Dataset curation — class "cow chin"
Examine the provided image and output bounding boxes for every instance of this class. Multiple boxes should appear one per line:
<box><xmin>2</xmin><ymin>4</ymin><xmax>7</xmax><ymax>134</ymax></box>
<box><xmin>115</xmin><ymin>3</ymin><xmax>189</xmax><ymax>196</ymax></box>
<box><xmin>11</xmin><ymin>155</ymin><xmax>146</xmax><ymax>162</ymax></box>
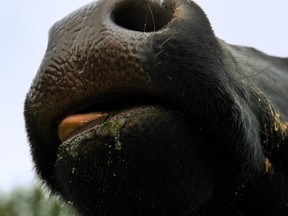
<box><xmin>54</xmin><ymin>106</ymin><xmax>214</xmax><ymax>215</ymax></box>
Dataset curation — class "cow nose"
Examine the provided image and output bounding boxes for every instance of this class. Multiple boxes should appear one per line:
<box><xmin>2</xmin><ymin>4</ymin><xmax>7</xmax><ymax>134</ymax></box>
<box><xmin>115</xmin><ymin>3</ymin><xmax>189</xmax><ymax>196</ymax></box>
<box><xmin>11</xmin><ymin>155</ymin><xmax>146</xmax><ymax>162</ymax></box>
<box><xmin>110</xmin><ymin>0</ymin><xmax>173</xmax><ymax>32</ymax></box>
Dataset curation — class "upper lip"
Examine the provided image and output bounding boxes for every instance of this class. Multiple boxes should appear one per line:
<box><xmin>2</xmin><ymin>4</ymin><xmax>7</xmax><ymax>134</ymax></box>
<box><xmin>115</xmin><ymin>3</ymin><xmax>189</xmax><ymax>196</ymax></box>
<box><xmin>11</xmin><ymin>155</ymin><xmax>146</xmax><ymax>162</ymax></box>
<box><xmin>58</xmin><ymin>93</ymin><xmax>177</xmax><ymax>120</ymax></box>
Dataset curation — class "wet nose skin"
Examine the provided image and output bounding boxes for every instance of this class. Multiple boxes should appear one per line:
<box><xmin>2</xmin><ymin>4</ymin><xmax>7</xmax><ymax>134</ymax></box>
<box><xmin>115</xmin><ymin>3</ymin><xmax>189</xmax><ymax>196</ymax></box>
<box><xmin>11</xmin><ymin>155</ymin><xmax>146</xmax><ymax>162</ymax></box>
<box><xmin>24</xmin><ymin>0</ymin><xmax>272</xmax><ymax>215</ymax></box>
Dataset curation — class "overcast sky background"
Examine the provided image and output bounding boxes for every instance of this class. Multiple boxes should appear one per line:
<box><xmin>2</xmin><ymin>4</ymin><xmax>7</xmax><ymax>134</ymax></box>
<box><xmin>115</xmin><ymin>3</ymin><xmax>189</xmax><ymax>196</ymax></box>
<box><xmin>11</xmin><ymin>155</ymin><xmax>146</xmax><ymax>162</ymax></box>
<box><xmin>0</xmin><ymin>0</ymin><xmax>287</xmax><ymax>192</ymax></box>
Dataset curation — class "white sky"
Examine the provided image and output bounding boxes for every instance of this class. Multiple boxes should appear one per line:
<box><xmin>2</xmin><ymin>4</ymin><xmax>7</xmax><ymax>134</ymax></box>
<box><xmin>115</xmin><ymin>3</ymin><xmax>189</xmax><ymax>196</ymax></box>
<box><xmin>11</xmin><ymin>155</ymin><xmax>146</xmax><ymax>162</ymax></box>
<box><xmin>0</xmin><ymin>0</ymin><xmax>287</xmax><ymax>192</ymax></box>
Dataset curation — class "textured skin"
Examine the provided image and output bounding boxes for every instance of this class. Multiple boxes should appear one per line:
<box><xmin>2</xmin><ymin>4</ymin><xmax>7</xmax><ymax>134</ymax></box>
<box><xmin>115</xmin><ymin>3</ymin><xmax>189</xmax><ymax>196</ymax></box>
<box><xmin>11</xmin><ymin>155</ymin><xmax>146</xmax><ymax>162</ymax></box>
<box><xmin>24</xmin><ymin>0</ymin><xmax>288</xmax><ymax>215</ymax></box>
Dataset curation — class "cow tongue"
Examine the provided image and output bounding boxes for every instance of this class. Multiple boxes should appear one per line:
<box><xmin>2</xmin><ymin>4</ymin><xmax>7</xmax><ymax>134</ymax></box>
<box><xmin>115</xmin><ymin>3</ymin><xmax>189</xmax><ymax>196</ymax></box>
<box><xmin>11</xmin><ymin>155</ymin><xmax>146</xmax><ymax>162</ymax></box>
<box><xmin>58</xmin><ymin>113</ymin><xmax>107</xmax><ymax>142</ymax></box>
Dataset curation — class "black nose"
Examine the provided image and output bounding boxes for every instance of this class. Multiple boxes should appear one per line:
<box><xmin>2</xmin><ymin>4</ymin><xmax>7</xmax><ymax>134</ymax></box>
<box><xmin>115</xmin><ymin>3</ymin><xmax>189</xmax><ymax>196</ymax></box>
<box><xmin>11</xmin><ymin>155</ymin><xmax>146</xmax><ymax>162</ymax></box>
<box><xmin>110</xmin><ymin>0</ymin><xmax>173</xmax><ymax>32</ymax></box>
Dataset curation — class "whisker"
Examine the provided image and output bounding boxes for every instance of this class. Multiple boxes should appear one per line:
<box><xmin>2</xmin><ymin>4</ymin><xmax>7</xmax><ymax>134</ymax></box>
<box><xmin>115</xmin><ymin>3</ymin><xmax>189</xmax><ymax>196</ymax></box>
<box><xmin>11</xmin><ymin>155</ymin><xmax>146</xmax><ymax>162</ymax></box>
<box><xmin>238</xmin><ymin>66</ymin><xmax>271</xmax><ymax>79</ymax></box>
<box><xmin>147</xmin><ymin>3</ymin><xmax>156</xmax><ymax>32</ymax></box>
<box><xmin>161</xmin><ymin>206</ymin><xmax>167</xmax><ymax>216</ymax></box>
<box><xmin>215</xmin><ymin>192</ymin><xmax>245</xmax><ymax>216</ymax></box>
<box><xmin>114</xmin><ymin>178</ymin><xmax>125</xmax><ymax>196</ymax></box>
<box><xmin>261</xmin><ymin>146</ymin><xmax>272</xmax><ymax>157</ymax></box>
<box><xmin>156</xmin><ymin>50</ymin><xmax>163</xmax><ymax>57</ymax></box>
<box><xmin>258</xmin><ymin>128</ymin><xmax>274</xmax><ymax>138</ymax></box>
<box><xmin>160</xmin><ymin>36</ymin><xmax>172</xmax><ymax>47</ymax></box>
<box><xmin>224</xmin><ymin>66</ymin><xmax>271</xmax><ymax>84</ymax></box>
<box><xmin>212</xmin><ymin>163</ymin><xmax>239</xmax><ymax>171</ymax></box>
<box><xmin>217</xmin><ymin>180</ymin><xmax>244</xmax><ymax>194</ymax></box>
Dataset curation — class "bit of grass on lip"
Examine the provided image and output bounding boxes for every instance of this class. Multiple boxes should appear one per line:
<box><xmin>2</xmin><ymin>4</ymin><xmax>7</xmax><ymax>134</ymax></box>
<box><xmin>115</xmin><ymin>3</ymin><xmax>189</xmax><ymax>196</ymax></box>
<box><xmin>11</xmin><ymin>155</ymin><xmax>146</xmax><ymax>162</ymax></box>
<box><xmin>99</xmin><ymin>118</ymin><xmax>126</xmax><ymax>136</ymax></box>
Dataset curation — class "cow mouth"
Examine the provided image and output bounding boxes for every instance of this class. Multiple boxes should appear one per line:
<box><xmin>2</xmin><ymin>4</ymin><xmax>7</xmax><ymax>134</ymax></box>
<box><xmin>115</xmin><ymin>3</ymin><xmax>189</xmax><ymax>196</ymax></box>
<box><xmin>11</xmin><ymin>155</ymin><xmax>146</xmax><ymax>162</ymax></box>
<box><xmin>56</xmin><ymin>94</ymin><xmax>178</xmax><ymax>143</ymax></box>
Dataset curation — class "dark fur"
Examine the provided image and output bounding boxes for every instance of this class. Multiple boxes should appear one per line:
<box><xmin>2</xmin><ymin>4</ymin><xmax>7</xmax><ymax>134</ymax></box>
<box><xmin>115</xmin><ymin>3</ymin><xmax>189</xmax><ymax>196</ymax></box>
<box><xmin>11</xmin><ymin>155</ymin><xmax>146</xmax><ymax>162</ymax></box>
<box><xmin>24</xmin><ymin>0</ymin><xmax>288</xmax><ymax>215</ymax></box>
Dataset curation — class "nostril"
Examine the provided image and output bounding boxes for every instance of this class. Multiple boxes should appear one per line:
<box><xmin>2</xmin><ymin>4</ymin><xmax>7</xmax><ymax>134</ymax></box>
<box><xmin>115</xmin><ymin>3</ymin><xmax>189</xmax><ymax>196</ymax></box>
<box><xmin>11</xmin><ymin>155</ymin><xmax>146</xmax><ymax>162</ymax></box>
<box><xmin>111</xmin><ymin>0</ymin><xmax>173</xmax><ymax>32</ymax></box>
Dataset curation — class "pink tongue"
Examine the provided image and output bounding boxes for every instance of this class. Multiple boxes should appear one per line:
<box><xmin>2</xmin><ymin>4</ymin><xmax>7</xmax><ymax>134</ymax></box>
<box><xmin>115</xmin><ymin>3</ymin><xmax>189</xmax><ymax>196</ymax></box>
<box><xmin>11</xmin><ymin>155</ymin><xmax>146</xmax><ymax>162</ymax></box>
<box><xmin>58</xmin><ymin>112</ymin><xmax>107</xmax><ymax>142</ymax></box>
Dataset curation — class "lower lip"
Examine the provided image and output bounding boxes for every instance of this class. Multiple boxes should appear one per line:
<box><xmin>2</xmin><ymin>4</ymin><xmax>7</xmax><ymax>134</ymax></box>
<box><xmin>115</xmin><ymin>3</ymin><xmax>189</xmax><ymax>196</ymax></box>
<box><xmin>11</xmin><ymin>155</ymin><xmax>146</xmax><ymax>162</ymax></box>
<box><xmin>54</xmin><ymin>106</ymin><xmax>213</xmax><ymax>212</ymax></box>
